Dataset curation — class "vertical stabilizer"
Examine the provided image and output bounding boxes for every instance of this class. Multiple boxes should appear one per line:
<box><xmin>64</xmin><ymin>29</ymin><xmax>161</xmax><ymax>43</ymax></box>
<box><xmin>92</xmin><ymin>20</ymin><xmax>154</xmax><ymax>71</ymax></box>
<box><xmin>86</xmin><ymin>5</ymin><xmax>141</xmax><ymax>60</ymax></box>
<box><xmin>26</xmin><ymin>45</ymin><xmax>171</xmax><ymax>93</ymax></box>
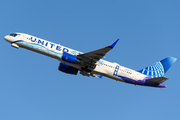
<box><xmin>160</xmin><ymin>57</ymin><xmax>177</xmax><ymax>73</ymax></box>
<box><xmin>138</xmin><ymin>57</ymin><xmax>177</xmax><ymax>78</ymax></box>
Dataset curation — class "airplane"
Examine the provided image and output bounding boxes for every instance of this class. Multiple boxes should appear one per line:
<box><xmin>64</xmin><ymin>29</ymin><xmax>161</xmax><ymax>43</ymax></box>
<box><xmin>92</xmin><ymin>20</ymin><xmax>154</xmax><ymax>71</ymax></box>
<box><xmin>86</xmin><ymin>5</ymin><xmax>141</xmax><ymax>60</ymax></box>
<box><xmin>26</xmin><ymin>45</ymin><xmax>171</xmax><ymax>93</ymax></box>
<box><xmin>4</xmin><ymin>33</ymin><xmax>177</xmax><ymax>88</ymax></box>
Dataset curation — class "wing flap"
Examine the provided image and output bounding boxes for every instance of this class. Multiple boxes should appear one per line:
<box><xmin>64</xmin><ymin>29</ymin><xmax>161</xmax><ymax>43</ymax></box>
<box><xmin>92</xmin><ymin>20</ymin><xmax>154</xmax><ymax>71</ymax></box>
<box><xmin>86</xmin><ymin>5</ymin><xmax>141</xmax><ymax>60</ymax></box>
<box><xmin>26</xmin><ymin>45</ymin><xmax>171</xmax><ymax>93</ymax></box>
<box><xmin>145</xmin><ymin>77</ymin><xmax>168</xmax><ymax>84</ymax></box>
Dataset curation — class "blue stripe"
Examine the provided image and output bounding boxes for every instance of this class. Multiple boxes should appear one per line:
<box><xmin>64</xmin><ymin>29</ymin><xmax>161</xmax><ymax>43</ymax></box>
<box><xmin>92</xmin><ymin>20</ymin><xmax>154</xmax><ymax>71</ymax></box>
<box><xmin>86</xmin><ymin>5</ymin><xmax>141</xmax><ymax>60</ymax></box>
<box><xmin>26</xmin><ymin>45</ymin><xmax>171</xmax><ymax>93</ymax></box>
<box><xmin>11</xmin><ymin>40</ymin><xmax>23</xmax><ymax>44</ymax></box>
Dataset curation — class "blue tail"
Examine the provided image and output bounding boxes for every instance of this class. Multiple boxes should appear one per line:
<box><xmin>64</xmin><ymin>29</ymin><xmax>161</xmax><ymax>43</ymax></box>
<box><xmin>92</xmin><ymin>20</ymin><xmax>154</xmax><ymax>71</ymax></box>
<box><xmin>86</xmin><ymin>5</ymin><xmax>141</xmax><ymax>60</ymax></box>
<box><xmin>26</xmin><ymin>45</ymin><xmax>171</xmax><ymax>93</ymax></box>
<box><xmin>138</xmin><ymin>57</ymin><xmax>177</xmax><ymax>78</ymax></box>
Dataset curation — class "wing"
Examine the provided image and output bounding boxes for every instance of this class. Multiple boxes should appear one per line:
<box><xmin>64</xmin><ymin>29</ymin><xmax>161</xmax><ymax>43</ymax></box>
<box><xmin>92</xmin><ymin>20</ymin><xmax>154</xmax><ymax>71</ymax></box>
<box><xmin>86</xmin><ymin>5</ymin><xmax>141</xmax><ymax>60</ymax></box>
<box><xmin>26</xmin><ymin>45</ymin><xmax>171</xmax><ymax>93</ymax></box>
<box><xmin>145</xmin><ymin>77</ymin><xmax>168</xmax><ymax>84</ymax></box>
<box><xmin>77</xmin><ymin>39</ymin><xmax>119</xmax><ymax>66</ymax></box>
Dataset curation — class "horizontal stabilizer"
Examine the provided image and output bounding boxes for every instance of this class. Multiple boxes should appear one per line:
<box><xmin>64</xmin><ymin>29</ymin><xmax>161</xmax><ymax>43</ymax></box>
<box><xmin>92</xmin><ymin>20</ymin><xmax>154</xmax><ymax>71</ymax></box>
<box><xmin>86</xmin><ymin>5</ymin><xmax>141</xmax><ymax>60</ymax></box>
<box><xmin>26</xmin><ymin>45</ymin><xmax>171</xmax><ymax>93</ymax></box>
<box><xmin>145</xmin><ymin>77</ymin><xmax>168</xmax><ymax>84</ymax></box>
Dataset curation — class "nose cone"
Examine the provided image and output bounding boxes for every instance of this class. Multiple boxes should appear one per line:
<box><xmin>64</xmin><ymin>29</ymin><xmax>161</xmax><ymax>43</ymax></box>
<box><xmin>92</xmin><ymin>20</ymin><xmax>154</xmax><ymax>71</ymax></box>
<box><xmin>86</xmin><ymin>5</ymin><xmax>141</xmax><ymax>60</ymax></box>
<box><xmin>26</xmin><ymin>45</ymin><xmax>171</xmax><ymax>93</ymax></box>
<box><xmin>4</xmin><ymin>35</ymin><xmax>9</xmax><ymax>42</ymax></box>
<box><xmin>4</xmin><ymin>35</ymin><xmax>8</xmax><ymax>41</ymax></box>
<box><xmin>4</xmin><ymin>35</ymin><xmax>12</xmax><ymax>43</ymax></box>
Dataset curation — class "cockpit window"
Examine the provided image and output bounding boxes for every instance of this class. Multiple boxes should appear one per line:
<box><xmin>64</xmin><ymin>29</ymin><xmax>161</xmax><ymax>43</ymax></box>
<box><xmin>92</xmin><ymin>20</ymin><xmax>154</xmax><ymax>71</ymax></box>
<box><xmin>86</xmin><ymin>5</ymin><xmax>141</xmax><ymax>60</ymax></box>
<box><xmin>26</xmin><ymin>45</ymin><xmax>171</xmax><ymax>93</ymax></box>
<box><xmin>10</xmin><ymin>33</ymin><xmax>19</xmax><ymax>37</ymax></box>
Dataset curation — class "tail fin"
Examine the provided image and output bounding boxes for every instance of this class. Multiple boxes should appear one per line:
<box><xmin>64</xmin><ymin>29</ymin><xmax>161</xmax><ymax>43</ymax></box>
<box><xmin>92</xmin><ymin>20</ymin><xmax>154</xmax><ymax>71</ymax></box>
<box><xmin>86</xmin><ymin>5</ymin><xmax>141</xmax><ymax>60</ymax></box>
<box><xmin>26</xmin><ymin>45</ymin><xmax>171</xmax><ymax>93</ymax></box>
<box><xmin>138</xmin><ymin>57</ymin><xmax>177</xmax><ymax>78</ymax></box>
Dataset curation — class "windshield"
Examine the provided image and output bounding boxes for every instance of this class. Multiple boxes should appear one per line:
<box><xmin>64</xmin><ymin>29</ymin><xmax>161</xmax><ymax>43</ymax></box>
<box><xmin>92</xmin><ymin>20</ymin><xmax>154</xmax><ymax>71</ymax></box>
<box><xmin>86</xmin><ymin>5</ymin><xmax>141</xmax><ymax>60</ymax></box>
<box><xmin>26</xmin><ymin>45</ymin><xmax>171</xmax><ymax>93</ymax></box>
<box><xmin>10</xmin><ymin>33</ymin><xmax>20</xmax><ymax>37</ymax></box>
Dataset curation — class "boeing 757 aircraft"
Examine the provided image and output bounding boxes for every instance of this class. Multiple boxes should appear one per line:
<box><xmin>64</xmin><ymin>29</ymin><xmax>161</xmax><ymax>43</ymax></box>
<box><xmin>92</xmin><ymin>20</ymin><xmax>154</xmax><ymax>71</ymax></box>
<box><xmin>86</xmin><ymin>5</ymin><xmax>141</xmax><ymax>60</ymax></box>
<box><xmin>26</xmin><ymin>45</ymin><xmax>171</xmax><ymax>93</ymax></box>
<box><xmin>4</xmin><ymin>33</ymin><xmax>177</xmax><ymax>88</ymax></box>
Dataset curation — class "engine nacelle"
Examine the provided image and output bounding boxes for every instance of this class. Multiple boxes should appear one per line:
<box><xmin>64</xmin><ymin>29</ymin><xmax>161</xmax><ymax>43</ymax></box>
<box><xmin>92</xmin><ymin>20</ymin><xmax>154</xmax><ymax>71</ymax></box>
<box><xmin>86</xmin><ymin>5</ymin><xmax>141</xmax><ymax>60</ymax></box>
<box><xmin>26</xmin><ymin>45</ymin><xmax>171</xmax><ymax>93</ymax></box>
<box><xmin>62</xmin><ymin>52</ymin><xmax>77</xmax><ymax>64</ymax></box>
<box><xmin>11</xmin><ymin>43</ymin><xmax>19</xmax><ymax>49</ymax></box>
<box><xmin>58</xmin><ymin>62</ymin><xmax>78</xmax><ymax>75</ymax></box>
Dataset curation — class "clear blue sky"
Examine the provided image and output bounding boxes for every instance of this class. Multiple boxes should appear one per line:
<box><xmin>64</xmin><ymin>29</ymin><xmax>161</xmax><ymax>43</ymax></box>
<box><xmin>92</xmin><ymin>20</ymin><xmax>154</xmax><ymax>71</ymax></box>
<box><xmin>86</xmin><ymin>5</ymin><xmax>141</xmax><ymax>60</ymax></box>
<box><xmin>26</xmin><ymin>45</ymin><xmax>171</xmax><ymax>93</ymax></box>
<box><xmin>1</xmin><ymin>0</ymin><xmax>180</xmax><ymax>120</ymax></box>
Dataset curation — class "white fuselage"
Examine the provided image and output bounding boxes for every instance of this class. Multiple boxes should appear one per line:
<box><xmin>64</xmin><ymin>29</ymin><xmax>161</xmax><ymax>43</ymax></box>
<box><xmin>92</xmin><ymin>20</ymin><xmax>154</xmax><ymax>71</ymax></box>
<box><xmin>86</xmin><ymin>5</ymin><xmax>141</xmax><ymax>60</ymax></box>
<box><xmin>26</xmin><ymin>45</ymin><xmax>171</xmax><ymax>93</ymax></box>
<box><xmin>4</xmin><ymin>33</ymin><xmax>148</xmax><ymax>84</ymax></box>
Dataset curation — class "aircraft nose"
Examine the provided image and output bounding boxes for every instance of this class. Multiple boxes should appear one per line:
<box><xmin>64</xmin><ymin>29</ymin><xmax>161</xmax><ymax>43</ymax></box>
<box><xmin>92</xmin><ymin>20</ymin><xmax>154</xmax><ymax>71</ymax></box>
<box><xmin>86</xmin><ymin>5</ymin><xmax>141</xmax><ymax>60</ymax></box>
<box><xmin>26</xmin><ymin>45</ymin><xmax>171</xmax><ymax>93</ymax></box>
<box><xmin>4</xmin><ymin>35</ymin><xmax>9</xmax><ymax>41</ymax></box>
<box><xmin>4</xmin><ymin>35</ymin><xmax>11</xmax><ymax>43</ymax></box>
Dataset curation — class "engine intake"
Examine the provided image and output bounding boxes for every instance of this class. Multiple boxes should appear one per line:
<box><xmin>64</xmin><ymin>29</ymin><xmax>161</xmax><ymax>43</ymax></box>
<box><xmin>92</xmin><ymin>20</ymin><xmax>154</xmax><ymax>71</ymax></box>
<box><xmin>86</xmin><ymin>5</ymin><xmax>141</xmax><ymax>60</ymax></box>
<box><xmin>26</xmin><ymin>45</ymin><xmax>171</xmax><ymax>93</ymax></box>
<box><xmin>58</xmin><ymin>62</ymin><xmax>78</xmax><ymax>75</ymax></box>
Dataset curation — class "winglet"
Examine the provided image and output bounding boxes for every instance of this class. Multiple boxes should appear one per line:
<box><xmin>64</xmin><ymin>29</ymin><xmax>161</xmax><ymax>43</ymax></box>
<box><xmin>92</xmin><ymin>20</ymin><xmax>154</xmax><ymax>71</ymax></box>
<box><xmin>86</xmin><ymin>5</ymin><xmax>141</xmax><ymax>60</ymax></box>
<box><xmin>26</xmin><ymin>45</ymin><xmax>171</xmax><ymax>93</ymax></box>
<box><xmin>99</xmin><ymin>75</ymin><xmax>103</xmax><ymax>78</ymax></box>
<box><xmin>108</xmin><ymin>39</ymin><xmax>119</xmax><ymax>48</ymax></box>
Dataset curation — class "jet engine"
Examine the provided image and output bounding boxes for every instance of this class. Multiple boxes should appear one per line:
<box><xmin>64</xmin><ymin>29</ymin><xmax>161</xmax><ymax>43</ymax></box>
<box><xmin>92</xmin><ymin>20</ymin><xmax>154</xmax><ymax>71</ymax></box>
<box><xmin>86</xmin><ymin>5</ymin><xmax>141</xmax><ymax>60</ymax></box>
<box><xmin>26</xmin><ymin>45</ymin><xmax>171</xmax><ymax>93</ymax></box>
<box><xmin>58</xmin><ymin>62</ymin><xmax>78</xmax><ymax>75</ymax></box>
<box><xmin>62</xmin><ymin>52</ymin><xmax>78</xmax><ymax>64</ymax></box>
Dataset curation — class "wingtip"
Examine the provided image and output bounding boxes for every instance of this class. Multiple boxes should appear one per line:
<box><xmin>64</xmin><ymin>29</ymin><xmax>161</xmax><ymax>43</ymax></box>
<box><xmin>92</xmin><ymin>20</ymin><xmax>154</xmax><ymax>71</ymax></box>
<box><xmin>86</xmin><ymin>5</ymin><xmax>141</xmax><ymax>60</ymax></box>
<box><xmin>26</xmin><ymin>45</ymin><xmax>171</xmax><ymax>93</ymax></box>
<box><xmin>109</xmin><ymin>39</ymin><xmax>119</xmax><ymax>48</ymax></box>
<box><xmin>99</xmin><ymin>75</ymin><xmax>103</xmax><ymax>78</ymax></box>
